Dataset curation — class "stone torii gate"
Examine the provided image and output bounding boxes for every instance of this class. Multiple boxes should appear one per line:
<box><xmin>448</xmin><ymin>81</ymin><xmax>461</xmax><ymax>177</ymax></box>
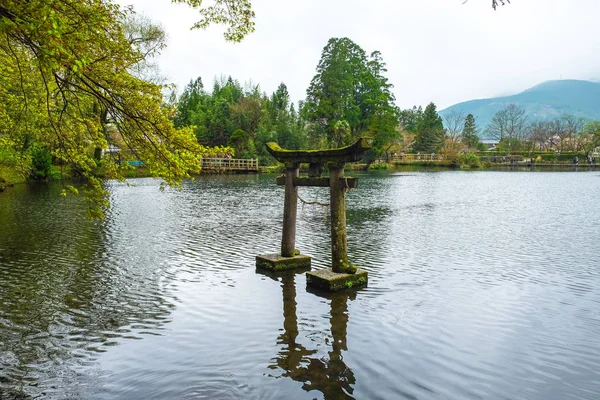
<box><xmin>256</xmin><ymin>138</ymin><xmax>371</xmax><ymax>291</ymax></box>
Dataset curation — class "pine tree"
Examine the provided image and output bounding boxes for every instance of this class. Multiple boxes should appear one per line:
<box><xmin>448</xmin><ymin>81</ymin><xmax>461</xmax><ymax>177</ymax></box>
<box><xmin>413</xmin><ymin>103</ymin><xmax>445</xmax><ymax>153</ymax></box>
<box><xmin>462</xmin><ymin>114</ymin><xmax>481</xmax><ymax>149</ymax></box>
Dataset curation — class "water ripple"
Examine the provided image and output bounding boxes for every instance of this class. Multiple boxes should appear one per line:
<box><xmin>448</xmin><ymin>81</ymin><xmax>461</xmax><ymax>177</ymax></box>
<box><xmin>1</xmin><ymin>172</ymin><xmax>599</xmax><ymax>399</ymax></box>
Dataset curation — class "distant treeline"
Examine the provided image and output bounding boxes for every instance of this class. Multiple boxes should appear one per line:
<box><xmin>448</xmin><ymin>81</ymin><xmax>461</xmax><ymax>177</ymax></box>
<box><xmin>172</xmin><ymin>38</ymin><xmax>600</xmax><ymax>167</ymax></box>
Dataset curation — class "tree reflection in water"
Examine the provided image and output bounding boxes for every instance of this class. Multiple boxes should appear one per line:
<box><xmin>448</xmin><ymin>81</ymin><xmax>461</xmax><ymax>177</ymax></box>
<box><xmin>0</xmin><ymin>183</ymin><xmax>177</xmax><ymax>396</ymax></box>
<box><xmin>258</xmin><ymin>269</ymin><xmax>357</xmax><ymax>399</ymax></box>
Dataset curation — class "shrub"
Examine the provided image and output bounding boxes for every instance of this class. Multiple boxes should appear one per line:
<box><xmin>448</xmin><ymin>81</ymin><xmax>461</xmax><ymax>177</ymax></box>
<box><xmin>29</xmin><ymin>144</ymin><xmax>53</xmax><ymax>179</ymax></box>
<box><xmin>369</xmin><ymin>163</ymin><xmax>388</xmax><ymax>170</ymax></box>
<box><xmin>457</xmin><ymin>152</ymin><xmax>482</xmax><ymax>169</ymax></box>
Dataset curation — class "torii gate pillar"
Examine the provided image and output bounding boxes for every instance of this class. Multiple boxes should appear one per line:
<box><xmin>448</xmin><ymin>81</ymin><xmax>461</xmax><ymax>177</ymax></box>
<box><xmin>281</xmin><ymin>163</ymin><xmax>300</xmax><ymax>257</ymax></box>
<box><xmin>327</xmin><ymin>162</ymin><xmax>352</xmax><ymax>274</ymax></box>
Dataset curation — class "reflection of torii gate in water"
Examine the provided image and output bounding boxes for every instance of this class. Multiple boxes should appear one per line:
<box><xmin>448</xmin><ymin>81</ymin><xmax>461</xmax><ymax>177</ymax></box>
<box><xmin>258</xmin><ymin>269</ymin><xmax>357</xmax><ymax>399</ymax></box>
<box><xmin>256</xmin><ymin>139</ymin><xmax>371</xmax><ymax>292</ymax></box>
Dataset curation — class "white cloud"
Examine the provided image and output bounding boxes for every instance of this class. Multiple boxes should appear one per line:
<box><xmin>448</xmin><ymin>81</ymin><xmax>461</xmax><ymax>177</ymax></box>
<box><xmin>119</xmin><ymin>0</ymin><xmax>600</xmax><ymax>109</ymax></box>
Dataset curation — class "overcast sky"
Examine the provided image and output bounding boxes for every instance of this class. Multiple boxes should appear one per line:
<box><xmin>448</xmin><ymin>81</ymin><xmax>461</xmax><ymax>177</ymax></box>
<box><xmin>120</xmin><ymin>0</ymin><xmax>600</xmax><ymax>110</ymax></box>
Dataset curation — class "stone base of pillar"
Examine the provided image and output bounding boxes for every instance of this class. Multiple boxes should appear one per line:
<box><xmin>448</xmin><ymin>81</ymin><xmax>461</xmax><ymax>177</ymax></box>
<box><xmin>256</xmin><ymin>253</ymin><xmax>312</xmax><ymax>271</ymax></box>
<box><xmin>306</xmin><ymin>268</ymin><xmax>368</xmax><ymax>292</ymax></box>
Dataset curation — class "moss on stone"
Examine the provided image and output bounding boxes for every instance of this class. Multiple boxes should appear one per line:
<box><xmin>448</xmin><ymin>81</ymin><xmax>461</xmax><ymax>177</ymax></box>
<box><xmin>306</xmin><ymin>268</ymin><xmax>368</xmax><ymax>292</ymax></box>
<box><xmin>256</xmin><ymin>253</ymin><xmax>312</xmax><ymax>271</ymax></box>
<box><xmin>265</xmin><ymin>138</ymin><xmax>372</xmax><ymax>164</ymax></box>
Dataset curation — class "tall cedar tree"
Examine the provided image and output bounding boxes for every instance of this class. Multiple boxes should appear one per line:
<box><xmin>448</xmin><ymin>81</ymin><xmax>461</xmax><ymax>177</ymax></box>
<box><xmin>305</xmin><ymin>37</ymin><xmax>398</xmax><ymax>156</ymax></box>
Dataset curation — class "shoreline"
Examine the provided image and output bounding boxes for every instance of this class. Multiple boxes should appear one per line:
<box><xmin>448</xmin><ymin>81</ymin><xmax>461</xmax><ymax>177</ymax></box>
<box><xmin>2</xmin><ymin>162</ymin><xmax>598</xmax><ymax>192</ymax></box>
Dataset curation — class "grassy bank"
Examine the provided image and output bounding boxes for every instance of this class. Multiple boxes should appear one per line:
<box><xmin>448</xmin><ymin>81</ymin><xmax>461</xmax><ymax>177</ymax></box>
<box><xmin>0</xmin><ymin>164</ymin><xmax>78</xmax><ymax>191</ymax></box>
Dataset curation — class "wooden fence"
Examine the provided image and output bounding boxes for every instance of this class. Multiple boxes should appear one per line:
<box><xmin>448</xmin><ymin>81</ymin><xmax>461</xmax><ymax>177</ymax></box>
<box><xmin>201</xmin><ymin>158</ymin><xmax>259</xmax><ymax>172</ymax></box>
<box><xmin>388</xmin><ymin>154</ymin><xmax>446</xmax><ymax>162</ymax></box>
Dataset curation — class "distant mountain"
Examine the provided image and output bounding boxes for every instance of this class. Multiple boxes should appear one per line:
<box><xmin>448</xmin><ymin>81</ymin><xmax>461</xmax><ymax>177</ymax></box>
<box><xmin>439</xmin><ymin>80</ymin><xmax>600</xmax><ymax>138</ymax></box>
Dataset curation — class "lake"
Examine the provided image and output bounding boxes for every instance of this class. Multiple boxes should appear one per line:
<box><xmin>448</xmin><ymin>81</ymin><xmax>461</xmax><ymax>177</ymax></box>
<box><xmin>0</xmin><ymin>171</ymin><xmax>599</xmax><ymax>399</ymax></box>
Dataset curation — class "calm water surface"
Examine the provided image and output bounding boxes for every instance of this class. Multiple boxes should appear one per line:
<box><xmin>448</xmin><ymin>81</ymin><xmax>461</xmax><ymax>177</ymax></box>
<box><xmin>0</xmin><ymin>171</ymin><xmax>599</xmax><ymax>399</ymax></box>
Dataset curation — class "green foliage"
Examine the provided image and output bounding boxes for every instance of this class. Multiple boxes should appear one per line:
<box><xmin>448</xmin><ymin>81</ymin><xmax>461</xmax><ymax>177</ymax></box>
<box><xmin>173</xmin><ymin>0</ymin><xmax>255</xmax><ymax>42</ymax></box>
<box><xmin>49</xmin><ymin>168</ymin><xmax>64</xmax><ymax>181</ymax></box>
<box><xmin>0</xmin><ymin>0</ymin><xmax>241</xmax><ymax>217</ymax></box>
<box><xmin>174</xmin><ymin>78</ymin><xmax>307</xmax><ymax>165</ymax></box>
<box><xmin>0</xmin><ymin>165</ymin><xmax>25</xmax><ymax>185</ymax></box>
<box><xmin>482</xmin><ymin>151</ymin><xmax>584</xmax><ymax>162</ymax></box>
<box><xmin>331</xmin><ymin>120</ymin><xmax>351</xmax><ymax>148</ymax></box>
<box><xmin>174</xmin><ymin>77</ymin><xmax>206</xmax><ymax>129</ymax></box>
<box><xmin>211</xmin><ymin>97</ymin><xmax>234</xmax><ymax>146</ymax></box>
<box><xmin>456</xmin><ymin>152</ymin><xmax>482</xmax><ymax>169</ymax></box>
<box><xmin>305</xmin><ymin>38</ymin><xmax>399</xmax><ymax>166</ymax></box>
<box><xmin>0</xmin><ymin>0</ymin><xmax>254</xmax><ymax>216</ymax></box>
<box><xmin>413</xmin><ymin>103</ymin><xmax>445</xmax><ymax>153</ymax></box>
<box><xmin>581</xmin><ymin>120</ymin><xmax>600</xmax><ymax>149</ymax></box>
<box><xmin>305</xmin><ymin>37</ymin><xmax>365</xmax><ymax>143</ymax></box>
<box><xmin>174</xmin><ymin>38</ymin><xmax>402</xmax><ymax>168</ymax></box>
<box><xmin>369</xmin><ymin>163</ymin><xmax>388</xmax><ymax>170</ymax></box>
<box><xmin>497</xmin><ymin>138</ymin><xmax>525</xmax><ymax>152</ymax></box>
<box><xmin>345</xmin><ymin>275</ymin><xmax>366</xmax><ymax>289</ymax></box>
<box><xmin>243</xmin><ymin>144</ymin><xmax>260</xmax><ymax>160</ymax></box>
<box><xmin>0</xmin><ymin>136</ymin><xmax>30</xmax><ymax>180</ymax></box>
<box><xmin>29</xmin><ymin>144</ymin><xmax>53</xmax><ymax>179</ymax></box>
<box><xmin>399</xmin><ymin>106</ymin><xmax>423</xmax><ymax>133</ymax></box>
<box><xmin>462</xmin><ymin>114</ymin><xmax>482</xmax><ymax>149</ymax></box>
<box><xmin>228</xmin><ymin>128</ymin><xmax>248</xmax><ymax>157</ymax></box>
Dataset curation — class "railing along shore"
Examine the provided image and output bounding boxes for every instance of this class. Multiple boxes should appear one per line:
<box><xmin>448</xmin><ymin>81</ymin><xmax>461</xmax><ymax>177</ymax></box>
<box><xmin>201</xmin><ymin>158</ymin><xmax>259</xmax><ymax>171</ymax></box>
